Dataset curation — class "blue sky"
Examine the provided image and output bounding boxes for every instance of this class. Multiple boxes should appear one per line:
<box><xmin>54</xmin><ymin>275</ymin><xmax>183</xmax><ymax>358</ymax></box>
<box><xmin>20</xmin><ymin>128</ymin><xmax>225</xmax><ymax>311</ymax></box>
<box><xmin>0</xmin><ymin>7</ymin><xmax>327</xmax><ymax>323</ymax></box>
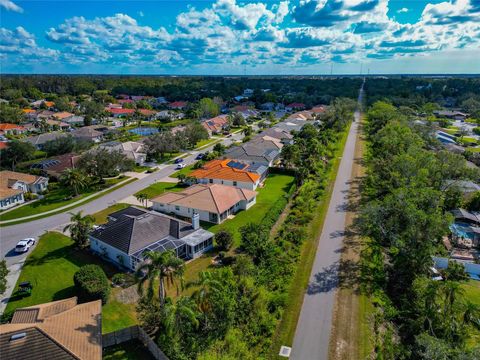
<box><xmin>1</xmin><ymin>0</ymin><xmax>479</xmax><ymax>74</ymax></box>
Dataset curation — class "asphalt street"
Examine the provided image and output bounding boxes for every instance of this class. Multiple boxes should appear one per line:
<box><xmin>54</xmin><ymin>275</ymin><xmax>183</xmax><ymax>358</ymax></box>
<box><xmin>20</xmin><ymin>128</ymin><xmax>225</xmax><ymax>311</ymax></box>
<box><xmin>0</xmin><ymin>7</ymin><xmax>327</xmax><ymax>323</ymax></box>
<box><xmin>0</xmin><ymin>133</ymin><xmax>242</xmax><ymax>266</ymax></box>
<box><xmin>290</xmin><ymin>85</ymin><xmax>363</xmax><ymax>360</ymax></box>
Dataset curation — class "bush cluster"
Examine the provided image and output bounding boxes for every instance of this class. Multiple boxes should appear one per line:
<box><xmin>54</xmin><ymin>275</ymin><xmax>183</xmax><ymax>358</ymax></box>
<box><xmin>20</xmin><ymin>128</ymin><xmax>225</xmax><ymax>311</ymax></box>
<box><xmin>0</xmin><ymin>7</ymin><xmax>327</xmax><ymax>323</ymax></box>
<box><xmin>73</xmin><ymin>265</ymin><xmax>110</xmax><ymax>304</ymax></box>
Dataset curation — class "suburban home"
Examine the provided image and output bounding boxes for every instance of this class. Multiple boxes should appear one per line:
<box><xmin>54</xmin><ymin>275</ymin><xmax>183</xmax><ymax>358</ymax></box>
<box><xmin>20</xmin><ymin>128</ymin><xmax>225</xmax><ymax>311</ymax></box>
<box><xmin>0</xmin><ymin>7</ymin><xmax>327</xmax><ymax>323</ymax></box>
<box><xmin>451</xmin><ymin>208</ymin><xmax>480</xmax><ymax>225</ymax></box>
<box><xmin>138</xmin><ymin>108</ymin><xmax>157</xmax><ymax>120</ymax></box>
<box><xmin>450</xmin><ymin>209</ymin><xmax>480</xmax><ymax>248</ymax></box>
<box><xmin>62</xmin><ymin>115</ymin><xmax>85</xmax><ymax>126</ymax></box>
<box><xmin>89</xmin><ymin>206</ymin><xmax>214</xmax><ymax>270</ymax></box>
<box><xmin>168</xmin><ymin>101</ymin><xmax>188</xmax><ymax>110</ymax></box>
<box><xmin>285</xmin><ymin>103</ymin><xmax>306</xmax><ymax>112</ymax></box>
<box><xmin>0</xmin><ymin>297</ymin><xmax>102</xmax><ymax>360</ymax></box>
<box><xmin>223</xmin><ymin>137</ymin><xmax>281</xmax><ymax>167</ymax></box>
<box><xmin>202</xmin><ymin>114</ymin><xmax>229</xmax><ymax>135</ymax></box>
<box><xmin>99</xmin><ymin>141</ymin><xmax>147</xmax><ymax>165</ymax></box>
<box><xmin>311</xmin><ymin>105</ymin><xmax>327</xmax><ymax>115</ymax></box>
<box><xmin>151</xmin><ymin>183</ymin><xmax>257</xmax><ymax>224</ymax></box>
<box><xmin>287</xmin><ymin>110</ymin><xmax>315</xmax><ymax>121</ymax></box>
<box><xmin>443</xmin><ymin>180</ymin><xmax>480</xmax><ymax>197</ymax></box>
<box><xmin>107</xmin><ymin>108</ymin><xmax>135</xmax><ymax>118</ymax></box>
<box><xmin>24</xmin><ymin>132</ymin><xmax>68</xmax><ymax>149</ymax></box>
<box><xmin>45</xmin><ymin>119</ymin><xmax>70</xmax><ymax>131</ymax></box>
<box><xmin>434</xmin><ymin>110</ymin><xmax>469</xmax><ymax>121</ymax></box>
<box><xmin>258</xmin><ymin>127</ymin><xmax>294</xmax><ymax>145</ymax></box>
<box><xmin>0</xmin><ymin>123</ymin><xmax>26</xmax><ymax>136</ymax></box>
<box><xmin>52</xmin><ymin>111</ymin><xmax>74</xmax><ymax>121</ymax></box>
<box><xmin>0</xmin><ymin>171</ymin><xmax>49</xmax><ymax>209</ymax></box>
<box><xmin>71</xmin><ymin>126</ymin><xmax>103</xmax><ymax>142</ymax></box>
<box><xmin>189</xmin><ymin>159</ymin><xmax>261</xmax><ymax>190</ymax></box>
<box><xmin>30</xmin><ymin>153</ymin><xmax>81</xmax><ymax>178</ymax></box>
<box><xmin>273</xmin><ymin>118</ymin><xmax>310</xmax><ymax>134</ymax></box>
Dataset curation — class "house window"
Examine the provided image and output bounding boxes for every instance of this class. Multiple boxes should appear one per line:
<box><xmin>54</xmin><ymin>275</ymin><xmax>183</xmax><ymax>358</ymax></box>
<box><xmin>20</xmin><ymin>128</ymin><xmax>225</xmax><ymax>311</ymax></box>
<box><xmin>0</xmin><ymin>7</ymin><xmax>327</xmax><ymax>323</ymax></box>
<box><xmin>209</xmin><ymin>179</ymin><xmax>213</xmax><ymax>184</ymax></box>
<box><xmin>175</xmin><ymin>206</ymin><xmax>180</xmax><ymax>211</ymax></box>
<box><xmin>233</xmin><ymin>181</ymin><xmax>237</xmax><ymax>186</ymax></box>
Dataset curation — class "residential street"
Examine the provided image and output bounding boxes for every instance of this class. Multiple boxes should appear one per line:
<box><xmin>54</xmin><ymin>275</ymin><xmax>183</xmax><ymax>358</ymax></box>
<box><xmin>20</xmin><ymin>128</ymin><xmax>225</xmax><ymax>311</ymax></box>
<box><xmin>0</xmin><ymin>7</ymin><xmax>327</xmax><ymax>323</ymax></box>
<box><xmin>0</xmin><ymin>133</ymin><xmax>242</xmax><ymax>311</ymax></box>
<box><xmin>290</xmin><ymin>85</ymin><xmax>363</xmax><ymax>360</ymax></box>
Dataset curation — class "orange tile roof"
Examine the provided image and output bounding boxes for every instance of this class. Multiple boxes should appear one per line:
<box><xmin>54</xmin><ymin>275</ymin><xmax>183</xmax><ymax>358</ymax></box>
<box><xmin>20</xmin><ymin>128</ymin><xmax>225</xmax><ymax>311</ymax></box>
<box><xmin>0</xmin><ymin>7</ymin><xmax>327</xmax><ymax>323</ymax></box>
<box><xmin>152</xmin><ymin>183</ymin><xmax>257</xmax><ymax>214</ymax></box>
<box><xmin>53</xmin><ymin>111</ymin><xmax>74</xmax><ymax>120</ymax></box>
<box><xmin>2</xmin><ymin>297</ymin><xmax>102</xmax><ymax>360</ymax></box>
<box><xmin>0</xmin><ymin>142</ymin><xmax>8</xmax><ymax>150</ymax></box>
<box><xmin>0</xmin><ymin>123</ymin><xmax>25</xmax><ymax>131</ymax></box>
<box><xmin>189</xmin><ymin>159</ymin><xmax>260</xmax><ymax>183</ymax></box>
<box><xmin>22</xmin><ymin>109</ymin><xmax>36</xmax><ymax>113</ymax></box>
<box><xmin>44</xmin><ymin>101</ymin><xmax>55</xmax><ymax>107</ymax></box>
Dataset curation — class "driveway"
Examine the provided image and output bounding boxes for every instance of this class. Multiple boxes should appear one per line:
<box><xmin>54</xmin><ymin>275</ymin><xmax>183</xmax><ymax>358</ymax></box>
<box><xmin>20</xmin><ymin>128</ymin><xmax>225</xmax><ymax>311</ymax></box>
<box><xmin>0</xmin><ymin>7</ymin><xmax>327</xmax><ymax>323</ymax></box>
<box><xmin>290</xmin><ymin>85</ymin><xmax>363</xmax><ymax>360</ymax></box>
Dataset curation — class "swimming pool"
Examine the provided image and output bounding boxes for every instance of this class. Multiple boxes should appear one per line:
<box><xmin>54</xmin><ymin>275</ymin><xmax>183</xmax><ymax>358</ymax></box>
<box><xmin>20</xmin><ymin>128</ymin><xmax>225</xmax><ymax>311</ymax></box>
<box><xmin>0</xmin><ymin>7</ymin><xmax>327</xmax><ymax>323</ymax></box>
<box><xmin>128</xmin><ymin>127</ymin><xmax>159</xmax><ymax>136</ymax></box>
<box><xmin>450</xmin><ymin>222</ymin><xmax>475</xmax><ymax>240</ymax></box>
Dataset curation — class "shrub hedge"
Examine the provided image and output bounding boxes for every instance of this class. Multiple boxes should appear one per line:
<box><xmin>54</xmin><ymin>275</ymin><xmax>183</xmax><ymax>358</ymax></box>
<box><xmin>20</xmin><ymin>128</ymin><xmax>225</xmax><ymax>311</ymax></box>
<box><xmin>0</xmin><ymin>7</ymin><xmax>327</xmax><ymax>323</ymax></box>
<box><xmin>73</xmin><ymin>264</ymin><xmax>110</xmax><ymax>304</ymax></box>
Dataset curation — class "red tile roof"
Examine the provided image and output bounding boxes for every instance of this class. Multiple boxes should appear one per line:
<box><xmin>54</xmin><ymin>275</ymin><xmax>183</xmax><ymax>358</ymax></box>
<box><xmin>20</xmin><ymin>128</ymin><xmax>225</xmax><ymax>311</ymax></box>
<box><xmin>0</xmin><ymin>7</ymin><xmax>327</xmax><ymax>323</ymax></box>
<box><xmin>169</xmin><ymin>101</ymin><xmax>188</xmax><ymax>109</ymax></box>
<box><xmin>286</xmin><ymin>102</ymin><xmax>306</xmax><ymax>109</ymax></box>
<box><xmin>138</xmin><ymin>109</ymin><xmax>157</xmax><ymax>116</ymax></box>
<box><xmin>108</xmin><ymin>108</ymin><xmax>135</xmax><ymax>115</ymax></box>
<box><xmin>189</xmin><ymin>159</ymin><xmax>260</xmax><ymax>183</ymax></box>
<box><xmin>202</xmin><ymin>115</ymin><xmax>229</xmax><ymax>133</ymax></box>
<box><xmin>0</xmin><ymin>123</ymin><xmax>25</xmax><ymax>131</ymax></box>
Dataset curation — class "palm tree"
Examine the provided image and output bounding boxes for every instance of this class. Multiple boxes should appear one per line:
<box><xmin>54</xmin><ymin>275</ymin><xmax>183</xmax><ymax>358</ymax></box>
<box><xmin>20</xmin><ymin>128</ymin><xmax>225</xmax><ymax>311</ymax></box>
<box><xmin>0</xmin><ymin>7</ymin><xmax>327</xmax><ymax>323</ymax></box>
<box><xmin>135</xmin><ymin>193</ymin><xmax>148</xmax><ymax>208</ymax></box>
<box><xmin>60</xmin><ymin>168</ymin><xmax>88</xmax><ymax>196</ymax></box>
<box><xmin>136</xmin><ymin>250</ymin><xmax>184</xmax><ymax>306</ymax></box>
<box><xmin>187</xmin><ymin>271</ymin><xmax>222</xmax><ymax>329</ymax></box>
<box><xmin>63</xmin><ymin>211</ymin><xmax>95</xmax><ymax>248</ymax></box>
<box><xmin>161</xmin><ymin>296</ymin><xmax>199</xmax><ymax>338</ymax></box>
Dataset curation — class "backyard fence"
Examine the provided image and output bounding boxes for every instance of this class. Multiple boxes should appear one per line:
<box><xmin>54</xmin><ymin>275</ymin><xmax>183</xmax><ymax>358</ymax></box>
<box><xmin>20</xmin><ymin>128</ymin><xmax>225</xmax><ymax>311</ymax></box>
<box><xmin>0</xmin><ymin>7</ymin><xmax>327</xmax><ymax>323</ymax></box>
<box><xmin>103</xmin><ymin>325</ymin><xmax>169</xmax><ymax>360</ymax></box>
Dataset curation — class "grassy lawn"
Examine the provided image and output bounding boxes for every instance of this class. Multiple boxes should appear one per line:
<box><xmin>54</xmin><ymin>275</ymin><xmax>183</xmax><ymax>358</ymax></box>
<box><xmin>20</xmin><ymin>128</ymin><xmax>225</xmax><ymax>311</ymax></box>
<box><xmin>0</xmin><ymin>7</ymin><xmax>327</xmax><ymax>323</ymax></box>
<box><xmin>466</xmin><ymin>147</ymin><xmax>480</xmax><ymax>152</ymax></box>
<box><xmin>195</xmin><ymin>138</ymin><xmax>218</xmax><ymax>148</ymax></box>
<box><xmin>463</xmin><ymin>280</ymin><xmax>480</xmax><ymax>349</ymax></box>
<box><xmin>461</xmin><ymin>136</ymin><xmax>478</xmax><ymax>144</ymax></box>
<box><xmin>132</xmin><ymin>165</ymin><xmax>151</xmax><ymax>173</ymax></box>
<box><xmin>171</xmin><ymin>164</ymin><xmax>195</xmax><ymax>178</ymax></box>
<box><xmin>0</xmin><ymin>177</ymin><xmax>131</xmax><ymax>221</ymax></box>
<box><xmin>103</xmin><ymin>340</ymin><xmax>154</xmax><ymax>360</ymax></box>
<box><xmin>207</xmin><ymin>173</ymin><xmax>295</xmax><ymax>245</ymax></box>
<box><xmin>134</xmin><ymin>182</ymin><xmax>184</xmax><ymax>199</ymax></box>
<box><xmin>5</xmin><ymin>232</ymin><xmax>137</xmax><ymax>333</ymax></box>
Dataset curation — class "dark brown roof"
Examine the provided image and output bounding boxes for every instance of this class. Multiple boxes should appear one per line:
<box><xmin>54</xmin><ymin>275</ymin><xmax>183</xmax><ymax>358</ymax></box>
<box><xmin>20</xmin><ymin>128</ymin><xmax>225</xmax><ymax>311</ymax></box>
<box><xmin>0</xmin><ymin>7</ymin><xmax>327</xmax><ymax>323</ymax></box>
<box><xmin>0</xmin><ymin>326</ymin><xmax>77</xmax><ymax>359</ymax></box>
<box><xmin>91</xmin><ymin>206</ymin><xmax>195</xmax><ymax>255</ymax></box>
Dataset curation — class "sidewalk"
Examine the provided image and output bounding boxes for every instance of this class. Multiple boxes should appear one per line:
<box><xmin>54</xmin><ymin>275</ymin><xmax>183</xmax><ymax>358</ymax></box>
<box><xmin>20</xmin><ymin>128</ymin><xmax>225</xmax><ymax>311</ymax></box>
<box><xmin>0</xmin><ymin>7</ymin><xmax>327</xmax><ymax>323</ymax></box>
<box><xmin>0</xmin><ymin>177</ymin><xmax>134</xmax><ymax>225</ymax></box>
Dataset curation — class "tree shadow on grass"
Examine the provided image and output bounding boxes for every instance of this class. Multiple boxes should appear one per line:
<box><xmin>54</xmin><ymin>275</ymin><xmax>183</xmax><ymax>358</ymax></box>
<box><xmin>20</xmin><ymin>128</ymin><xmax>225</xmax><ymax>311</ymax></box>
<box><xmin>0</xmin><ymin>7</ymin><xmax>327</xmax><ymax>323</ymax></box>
<box><xmin>53</xmin><ymin>285</ymin><xmax>77</xmax><ymax>301</ymax></box>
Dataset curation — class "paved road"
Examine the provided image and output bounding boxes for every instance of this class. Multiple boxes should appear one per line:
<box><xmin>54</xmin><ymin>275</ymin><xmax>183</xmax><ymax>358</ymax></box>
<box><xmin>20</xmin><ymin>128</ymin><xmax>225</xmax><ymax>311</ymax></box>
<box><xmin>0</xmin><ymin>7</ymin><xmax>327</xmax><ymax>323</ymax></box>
<box><xmin>0</xmin><ymin>133</ymin><xmax>242</xmax><ymax>265</ymax></box>
<box><xmin>290</xmin><ymin>85</ymin><xmax>363</xmax><ymax>360</ymax></box>
<box><xmin>0</xmin><ymin>132</ymin><xmax>242</xmax><ymax>313</ymax></box>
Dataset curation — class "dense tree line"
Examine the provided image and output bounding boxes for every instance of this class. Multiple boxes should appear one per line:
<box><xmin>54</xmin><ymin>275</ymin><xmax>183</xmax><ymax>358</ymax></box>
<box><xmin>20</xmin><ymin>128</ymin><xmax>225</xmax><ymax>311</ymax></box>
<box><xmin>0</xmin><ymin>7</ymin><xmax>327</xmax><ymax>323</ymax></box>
<box><xmin>358</xmin><ymin>101</ymin><xmax>480</xmax><ymax>359</ymax></box>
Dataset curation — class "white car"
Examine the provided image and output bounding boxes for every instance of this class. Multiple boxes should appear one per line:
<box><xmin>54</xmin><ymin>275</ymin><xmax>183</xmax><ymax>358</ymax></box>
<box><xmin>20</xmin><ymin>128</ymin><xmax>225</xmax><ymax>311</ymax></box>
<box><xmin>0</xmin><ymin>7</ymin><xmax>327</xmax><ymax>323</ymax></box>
<box><xmin>15</xmin><ymin>238</ymin><xmax>35</xmax><ymax>253</ymax></box>
<box><xmin>176</xmin><ymin>163</ymin><xmax>185</xmax><ymax>169</ymax></box>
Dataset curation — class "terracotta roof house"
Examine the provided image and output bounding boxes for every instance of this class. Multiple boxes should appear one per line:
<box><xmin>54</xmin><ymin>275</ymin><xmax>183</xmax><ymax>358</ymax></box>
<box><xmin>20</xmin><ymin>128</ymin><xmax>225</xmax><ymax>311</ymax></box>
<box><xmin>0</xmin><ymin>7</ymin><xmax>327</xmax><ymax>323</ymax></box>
<box><xmin>168</xmin><ymin>101</ymin><xmax>188</xmax><ymax>110</ymax></box>
<box><xmin>0</xmin><ymin>170</ymin><xmax>48</xmax><ymax>210</ymax></box>
<box><xmin>0</xmin><ymin>123</ymin><xmax>26</xmax><ymax>135</ymax></box>
<box><xmin>223</xmin><ymin>138</ymin><xmax>281</xmax><ymax>167</ymax></box>
<box><xmin>53</xmin><ymin>111</ymin><xmax>74</xmax><ymax>120</ymax></box>
<box><xmin>287</xmin><ymin>110</ymin><xmax>315</xmax><ymax>121</ymax></box>
<box><xmin>0</xmin><ymin>297</ymin><xmax>102</xmax><ymax>360</ymax></box>
<box><xmin>152</xmin><ymin>184</ymin><xmax>257</xmax><ymax>224</ymax></box>
<box><xmin>71</xmin><ymin>126</ymin><xmax>103</xmax><ymax>142</ymax></box>
<box><xmin>311</xmin><ymin>105</ymin><xmax>327</xmax><ymax>114</ymax></box>
<box><xmin>107</xmin><ymin>108</ymin><xmax>135</xmax><ymax>118</ymax></box>
<box><xmin>0</xmin><ymin>142</ymin><xmax>8</xmax><ymax>150</ymax></box>
<box><xmin>45</xmin><ymin>119</ymin><xmax>71</xmax><ymax>130</ymax></box>
<box><xmin>285</xmin><ymin>103</ymin><xmax>306</xmax><ymax>111</ymax></box>
<box><xmin>24</xmin><ymin>131</ymin><xmax>68</xmax><ymax>149</ymax></box>
<box><xmin>189</xmin><ymin>159</ymin><xmax>261</xmax><ymax>190</ymax></box>
<box><xmin>99</xmin><ymin>141</ymin><xmax>147</xmax><ymax>165</ymax></box>
<box><xmin>138</xmin><ymin>109</ymin><xmax>157</xmax><ymax>118</ymax></box>
<box><xmin>202</xmin><ymin>114</ymin><xmax>229</xmax><ymax>135</ymax></box>
<box><xmin>90</xmin><ymin>206</ymin><xmax>214</xmax><ymax>270</ymax></box>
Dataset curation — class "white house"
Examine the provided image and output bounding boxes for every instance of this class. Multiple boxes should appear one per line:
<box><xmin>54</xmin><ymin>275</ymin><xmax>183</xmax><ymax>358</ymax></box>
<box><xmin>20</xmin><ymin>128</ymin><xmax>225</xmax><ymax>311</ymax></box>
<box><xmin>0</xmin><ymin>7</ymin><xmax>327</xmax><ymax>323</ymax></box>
<box><xmin>99</xmin><ymin>141</ymin><xmax>147</xmax><ymax>165</ymax></box>
<box><xmin>0</xmin><ymin>171</ymin><xmax>48</xmax><ymax>209</ymax></box>
<box><xmin>189</xmin><ymin>159</ymin><xmax>262</xmax><ymax>190</ymax></box>
<box><xmin>151</xmin><ymin>184</ymin><xmax>257</xmax><ymax>224</ymax></box>
<box><xmin>89</xmin><ymin>206</ymin><xmax>214</xmax><ymax>271</ymax></box>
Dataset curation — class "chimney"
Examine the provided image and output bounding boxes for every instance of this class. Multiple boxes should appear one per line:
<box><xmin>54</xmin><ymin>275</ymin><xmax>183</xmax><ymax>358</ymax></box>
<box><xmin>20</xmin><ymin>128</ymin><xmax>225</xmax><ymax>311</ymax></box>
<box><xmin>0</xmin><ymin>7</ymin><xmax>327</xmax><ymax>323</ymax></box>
<box><xmin>192</xmin><ymin>212</ymin><xmax>200</xmax><ymax>230</ymax></box>
<box><xmin>169</xmin><ymin>219</ymin><xmax>180</xmax><ymax>239</ymax></box>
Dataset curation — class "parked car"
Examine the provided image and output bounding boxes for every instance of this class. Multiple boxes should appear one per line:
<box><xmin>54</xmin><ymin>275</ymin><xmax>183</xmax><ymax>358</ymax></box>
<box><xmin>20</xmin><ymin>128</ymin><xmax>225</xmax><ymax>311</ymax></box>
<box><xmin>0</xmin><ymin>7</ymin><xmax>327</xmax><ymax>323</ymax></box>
<box><xmin>174</xmin><ymin>158</ymin><xmax>184</xmax><ymax>164</ymax></box>
<box><xmin>176</xmin><ymin>163</ymin><xmax>185</xmax><ymax>169</ymax></box>
<box><xmin>195</xmin><ymin>153</ymin><xmax>204</xmax><ymax>160</ymax></box>
<box><xmin>15</xmin><ymin>238</ymin><xmax>35</xmax><ymax>253</ymax></box>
